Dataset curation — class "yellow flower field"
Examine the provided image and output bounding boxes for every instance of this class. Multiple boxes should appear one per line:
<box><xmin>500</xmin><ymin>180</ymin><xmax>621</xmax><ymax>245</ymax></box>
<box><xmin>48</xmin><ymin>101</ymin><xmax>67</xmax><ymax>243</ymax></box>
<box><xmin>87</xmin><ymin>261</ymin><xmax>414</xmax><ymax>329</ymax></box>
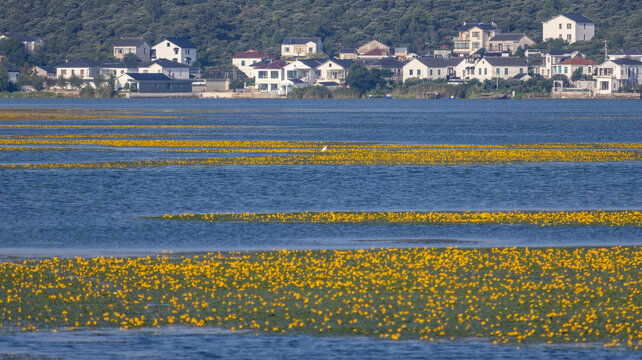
<box><xmin>1</xmin><ymin>247</ymin><xmax>641</xmax><ymax>349</ymax></box>
<box><xmin>154</xmin><ymin>210</ymin><xmax>642</xmax><ymax>227</ymax></box>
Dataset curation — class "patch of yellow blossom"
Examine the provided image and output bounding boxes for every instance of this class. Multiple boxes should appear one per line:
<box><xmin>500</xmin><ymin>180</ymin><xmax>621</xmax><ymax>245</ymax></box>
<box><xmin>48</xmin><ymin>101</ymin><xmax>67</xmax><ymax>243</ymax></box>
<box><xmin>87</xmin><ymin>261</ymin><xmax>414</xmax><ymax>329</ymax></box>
<box><xmin>156</xmin><ymin>210</ymin><xmax>642</xmax><ymax>227</ymax></box>
<box><xmin>0</xmin><ymin>247</ymin><xmax>641</xmax><ymax>349</ymax></box>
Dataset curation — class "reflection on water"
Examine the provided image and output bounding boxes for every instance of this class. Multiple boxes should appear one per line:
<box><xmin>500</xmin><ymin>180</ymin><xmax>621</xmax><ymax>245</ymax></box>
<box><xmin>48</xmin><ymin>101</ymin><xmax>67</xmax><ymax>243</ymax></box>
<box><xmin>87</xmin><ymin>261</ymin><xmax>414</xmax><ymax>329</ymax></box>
<box><xmin>0</xmin><ymin>329</ymin><xmax>637</xmax><ymax>360</ymax></box>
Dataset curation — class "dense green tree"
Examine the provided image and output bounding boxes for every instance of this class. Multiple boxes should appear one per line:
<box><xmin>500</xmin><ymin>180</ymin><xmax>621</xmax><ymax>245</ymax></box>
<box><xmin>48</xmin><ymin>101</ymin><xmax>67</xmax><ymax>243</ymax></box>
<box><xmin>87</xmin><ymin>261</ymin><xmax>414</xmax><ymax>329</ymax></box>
<box><xmin>16</xmin><ymin>73</ymin><xmax>45</xmax><ymax>90</ymax></box>
<box><xmin>0</xmin><ymin>38</ymin><xmax>28</xmax><ymax>67</ymax></box>
<box><xmin>346</xmin><ymin>64</ymin><xmax>388</xmax><ymax>95</ymax></box>
<box><xmin>67</xmin><ymin>74</ymin><xmax>83</xmax><ymax>88</ymax></box>
<box><xmin>0</xmin><ymin>64</ymin><xmax>10</xmax><ymax>92</ymax></box>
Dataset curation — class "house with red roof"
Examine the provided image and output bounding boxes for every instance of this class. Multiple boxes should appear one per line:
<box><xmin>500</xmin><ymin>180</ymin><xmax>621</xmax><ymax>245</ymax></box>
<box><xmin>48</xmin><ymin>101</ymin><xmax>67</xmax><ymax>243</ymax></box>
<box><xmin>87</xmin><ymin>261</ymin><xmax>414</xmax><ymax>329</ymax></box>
<box><xmin>232</xmin><ymin>49</ymin><xmax>276</xmax><ymax>78</ymax></box>
<box><xmin>553</xmin><ymin>56</ymin><xmax>597</xmax><ymax>78</ymax></box>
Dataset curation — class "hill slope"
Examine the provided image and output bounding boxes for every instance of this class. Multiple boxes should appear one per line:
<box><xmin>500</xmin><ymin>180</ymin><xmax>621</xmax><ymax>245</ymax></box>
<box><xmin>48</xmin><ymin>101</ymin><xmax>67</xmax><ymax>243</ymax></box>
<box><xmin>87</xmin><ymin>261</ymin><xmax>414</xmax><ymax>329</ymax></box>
<box><xmin>1</xmin><ymin>0</ymin><xmax>640</xmax><ymax>68</ymax></box>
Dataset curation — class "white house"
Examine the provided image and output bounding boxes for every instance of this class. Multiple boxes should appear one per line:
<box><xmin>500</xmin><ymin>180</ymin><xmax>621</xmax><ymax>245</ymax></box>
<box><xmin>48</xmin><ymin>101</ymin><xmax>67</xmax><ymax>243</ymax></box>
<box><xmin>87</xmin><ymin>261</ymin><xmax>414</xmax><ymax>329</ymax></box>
<box><xmin>281</xmin><ymin>37</ymin><xmax>323</xmax><ymax>58</ymax></box>
<box><xmin>113</xmin><ymin>38</ymin><xmax>150</xmax><ymax>62</ymax></box>
<box><xmin>402</xmin><ymin>58</ymin><xmax>448</xmax><ymax>82</ymax></box>
<box><xmin>538</xmin><ymin>49</ymin><xmax>580</xmax><ymax>78</ymax></box>
<box><xmin>283</xmin><ymin>59</ymin><xmax>323</xmax><ymax>86</ymax></box>
<box><xmin>542</xmin><ymin>14</ymin><xmax>595</xmax><ymax>43</ymax></box>
<box><xmin>553</xmin><ymin>57</ymin><xmax>598</xmax><ymax>78</ymax></box>
<box><xmin>0</xmin><ymin>33</ymin><xmax>44</xmax><ymax>53</ymax></box>
<box><xmin>100</xmin><ymin>60</ymin><xmax>140</xmax><ymax>78</ymax></box>
<box><xmin>232</xmin><ymin>49</ymin><xmax>276</xmax><ymax>78</ymax></box>
<box><xmin>0</xmin><ymin>61</ymin><xmax>19</xmax><ymax>83</ymax></box>
<box><xmin>338</xmin><ymin>49</ymin><xmax>358</xmax><ymax>60</ymax></box>
<box><xmin>151</xmin><ymin>37</ymin><xmax>197</xmax><ymax>65</ymax></box>
<box><xmin>32</xmin><ymin>66</ymin><xmax>56</xmax><ymax>79</ymax></box>
<box><xmin>254</xmin><ymin>60</ymin><xmax>287</xmax><ymax>93</ymax></box>
<box><xmin>56</xmin><ymin>58</ymin><xmax>100</xmax><ymax>79</ymax></box>
<box><xmin>473</xmin><ymin>57</ymin><xmax>528</xmax><ymax>81</ymax></box>
<box><xmin>139</xmin><ymin>59</ymin><xmax>189</xmax><ymax>79</ymax></box>
<box><xmin>487</xmin><ymin>34</ymin><xmax>536</xmax><ymax>54</ymax></box>
<box><xmin>316</xmin><ymin>58</ymin><xmax>354</xmax><ymax>84</ymax></box>
<box><xmin>453</xmin><ymin>22</ymin><xmax>501</xmax><ymax>56</ymax></box>
<box><xmin>596</xmin><ymin>58</ymin><xmax>642</xmax><ymax>90</ymax></box>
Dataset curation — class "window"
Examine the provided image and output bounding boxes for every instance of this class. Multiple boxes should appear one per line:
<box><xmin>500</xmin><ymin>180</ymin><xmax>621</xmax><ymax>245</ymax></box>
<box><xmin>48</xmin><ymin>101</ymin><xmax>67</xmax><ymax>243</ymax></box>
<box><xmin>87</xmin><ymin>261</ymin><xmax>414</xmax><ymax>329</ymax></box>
<box><xmin>472</xmin><ymin>42</ymin><xmax>480</xmax><ymax>49</ymax></box>
<box><xmin>241</xmin><ymin>60</ymin><xmax>246</xmax><ymax>66</ymax></box>
<box><xmin>472</xmin><ymin>32</ymin><xmax>480</xmax><ymax>38</ymax></box>
<box><xmin>167</xmin><ymin>42</ymin><xmax>170</xmax><ymax>47</ymax></box>
<box><xmin>417</xmin><ymin>69</ymin><xmax>421</xmax><ymax>76</ymax></box>
<box><xmin>409</xmin><ymin>69</ymin><xmax>413</xmax><ymax>75</ymax></box>
<box><xmin>271</xmin><ymin>71</ymin><xmax>279</xmax><ymax>79</ymax></box>
<box><xmin>308</xmin><ymin>47</ymin><xmax>313</xmax><ymax>53</ymax></box>
<box><xmin>71</xmin><ymin>70</ymin><xmax>75</xmax><ymax>76</ymax></box>
<box><xmin>174</xmin><ymin>48</ymin><xmax>179</xmax><ymax>55</ymax></box>
<box><xmin>258</xmin><ymin>84</ymin><xmax>268</xmax><ymax>91</ymax></box>
<box><xmin>61</xmin><ymin>69</ymin><xmax>66</xmax><ymax>75</ymax></box>
<box><xmin>496</xmin><ymin>68</ymin><xmax>500</xmax><ymax>75</ymax></box>
<box><xmin>484</xmin><ymin>68</ymin><xmax>487</xmax><ymax>75</ymax></box>
<box><xmin>559</xmin><ymin>24</ymin><xmax>562</xmax><ymax>29</ymax></box>
<box><xmin>504</xmin><ymin>68</ymin><xmax>508</xmax><ymax>75</ymax></box>
<box><xmin>559</xmin><ymin>34</ymin><xmax>563</xmax><ymax>39</ymax></box>
<box><xmin>567</xmin><ymin>23</ymin><xmax>572</xmax><ymax>29</ymax></box>
<box><xmin>438</xmin><ymin>70</ymin><xmax>441</xmax><ymax>75</ymax></box>
<box><xmin>564</xmin><ymin>67</ymin><xmax>568</xmax><ymax>74</ymax></box>
<box><xmin>479</xmin><ymin>68</ymin><xmax>482</xmax><ymax>75</ymax></box>
<box><xmin>186</xmin><ymin>50</ymin><xmax>190</xmax><ymax>55</ymax></box>
<box><xmin>284</xmin><ymin>47</ymin><xmax>290</xmax><ymax>53</ymax></box>
<box><xmin>567</xmin><ymin>34</ymin><xmax>572</xmax><ymax>41</ymax></box>
<box><xmin>258</xmin><ymin>71</ymin><xmax>268</xmax><ymax>79</ymax></box>
<box><xmin>519</xmin><ymin>68</ymin><xmax>523</xmax><ymax>74</ymax></box>
<box><xmin>270</xmin><ymin>84</ymin><xmax>278</xmax><ymax>91</ymax></box>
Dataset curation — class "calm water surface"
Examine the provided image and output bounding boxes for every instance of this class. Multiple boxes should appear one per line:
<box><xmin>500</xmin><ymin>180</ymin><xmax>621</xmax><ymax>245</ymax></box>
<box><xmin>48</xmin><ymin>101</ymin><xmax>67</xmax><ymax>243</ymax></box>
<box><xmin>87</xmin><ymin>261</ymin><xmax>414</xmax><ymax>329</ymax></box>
<box><xmin>0</xmin><ymin>99</ymin><xmax>641</xmax><ymax>358</ymax></box>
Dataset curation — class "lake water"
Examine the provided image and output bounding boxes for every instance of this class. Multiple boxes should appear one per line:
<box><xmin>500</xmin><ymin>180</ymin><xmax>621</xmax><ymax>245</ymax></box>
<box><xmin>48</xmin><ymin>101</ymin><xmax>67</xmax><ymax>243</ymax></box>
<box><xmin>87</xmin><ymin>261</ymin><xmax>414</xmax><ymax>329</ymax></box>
<box><xmin>0</xmin><ymin>98</ymin><xmax>641</xmax><ymax>358</ymax></box>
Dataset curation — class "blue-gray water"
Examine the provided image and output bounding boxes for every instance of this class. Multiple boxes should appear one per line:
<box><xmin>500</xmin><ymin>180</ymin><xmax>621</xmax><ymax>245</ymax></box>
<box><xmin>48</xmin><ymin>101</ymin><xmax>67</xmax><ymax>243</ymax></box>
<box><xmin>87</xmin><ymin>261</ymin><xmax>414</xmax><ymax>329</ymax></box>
<box><xmin>0</xmin><ymin>99</ymin><xmax>641</xmax><ymax>358</ymax></box>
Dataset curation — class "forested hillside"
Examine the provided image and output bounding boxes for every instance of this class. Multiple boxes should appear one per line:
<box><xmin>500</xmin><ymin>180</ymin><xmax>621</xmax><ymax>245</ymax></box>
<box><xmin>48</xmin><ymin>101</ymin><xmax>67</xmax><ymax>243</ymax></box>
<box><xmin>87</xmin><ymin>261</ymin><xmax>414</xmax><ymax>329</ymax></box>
<box><xmin>1</xmin><ymin>0</ymin><xmax>641</xmax><ymax>69</ymax></box>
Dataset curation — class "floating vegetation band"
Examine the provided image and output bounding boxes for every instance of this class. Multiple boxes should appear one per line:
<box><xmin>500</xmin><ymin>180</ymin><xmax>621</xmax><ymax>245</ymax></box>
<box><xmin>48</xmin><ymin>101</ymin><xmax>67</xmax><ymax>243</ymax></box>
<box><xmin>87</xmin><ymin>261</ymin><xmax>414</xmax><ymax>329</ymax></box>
<box><xmin>1</xmin><ymin>247</ymin><xmax>641</xmax><ymax>348</ymax></box>
<box><xmin>151</xmin><ymin>210</ymin><xmax>642</xmax><ymax>227</ymax></box>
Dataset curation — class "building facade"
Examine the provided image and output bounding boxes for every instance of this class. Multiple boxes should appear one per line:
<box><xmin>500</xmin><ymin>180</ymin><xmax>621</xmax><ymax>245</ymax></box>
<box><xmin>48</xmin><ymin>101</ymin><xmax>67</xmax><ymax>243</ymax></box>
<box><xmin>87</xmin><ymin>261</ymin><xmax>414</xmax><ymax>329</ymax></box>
<box><xmin>542</xmin><ymin>14</ymin><xmax>595</xmax><ymax>43</ymax></box>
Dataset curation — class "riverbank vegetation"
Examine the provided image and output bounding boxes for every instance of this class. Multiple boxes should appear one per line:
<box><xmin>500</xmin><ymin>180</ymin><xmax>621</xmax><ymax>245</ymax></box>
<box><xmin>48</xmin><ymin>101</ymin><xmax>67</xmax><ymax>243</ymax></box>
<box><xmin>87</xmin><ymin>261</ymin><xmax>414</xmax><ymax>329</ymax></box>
<box><xmin>1</xmin><ymin>247</ymin><xmax>640</xmax><ymax>349</ymax></box>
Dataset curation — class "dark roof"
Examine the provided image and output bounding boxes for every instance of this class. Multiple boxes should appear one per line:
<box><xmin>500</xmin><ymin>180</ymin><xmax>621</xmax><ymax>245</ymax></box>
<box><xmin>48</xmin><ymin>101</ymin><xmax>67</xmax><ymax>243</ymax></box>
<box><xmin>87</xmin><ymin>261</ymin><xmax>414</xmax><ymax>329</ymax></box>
<box><xmin>58</xmin><ymin>58</ymin><xmax>101</xmax><ymax>68</ymax></box>
<box><xmin>163</xmin><ymin>37</ymin><xmax>197</xmax><ymax>49</ymax></box>
<box><xmin>445</xmin><ymin>58</ymin><xmax>465</xmax><ymax>66</ymax></box>
<box><xmin>143</xmin><ymin>59</ymin><xmax>189</xmax><ymax>68</ymax></box>
<box><xmin>548</xmin><ymin>49</ymin><xmax>577</xmax><ymax>56</ymax></box>
<box><xmin>114</xmin><ymin>38</ymin><xmax>146</xmax><ymax>47</ymax></box>
<box><xmin>2</xmin><ymin>32</ymin><xmax>42</xmax><ymax>42</ymax></box>
<box><xmin>458</xmin><ymin>23</ymin><xmax>499</xmax><ymax>32</ymax></box>
<box><xmin>415</xmin><ymin>57</ymin><xmax>448</xmax><ymax>67</ymax></box>
<box><xmin>253</xmin><ymin>60</ymin><xmax>288</xmax><ymax>69</ymax></box>
<box><xmin>283</xmin><ymin>37</ymin><xmax>321</xmax><ymax>45</ymax></box>
<box><xmin>0</xmin><ymin>61</ymin><xmax>19</xmax><ymax>72</ymax></box>
<box><xmin>322</xmin><ymin>58</ymin><xmax>354</xmax><ymax>68</ymax></box>
<box><xmin>359</xmin><ymin>58</ymin><xmax>404</xmax><ymax>69</ymax></box>
<box><xmin>288</xmin><ymin>79</ymin><xmax>306</xmax><ymax>84</ymax></box>
<box><xmin>35</xmin><ymin>65</ymin><xmax>56</xmax><ymax>74</ymax></box>
<box><xmin>612</xmin><ymin>58</ymin><xmax>642</xmax><ymax>66</ymax></box>
<box><xmin>318</xmin><ymin>81</ymin><xmax>340</xmax><ymax>86</ymax></box>
<box><xmin>483</xmin><ymin>57</ymin><xmax>528</xmax><ymax>67</ymax></box>
<box><xmin>232</xmin><ymin>49</ymin><xmax>276</xmax><ymax>59</ymax></box>
<box><xmin>339</xmin><ymin>48</ymin><xmax>357</xmax><ymax>53</ymax></box>
<box><xmin>560</xmin><ymin>14</ymin><xmax>594</xmax><ymax>23</ymax></box>
<box><xmin>613</xmin><ymin>47</ymin><xmax>642</xmax><ymax>56</ymax></box>
<box><xmin>513</xmin><ymin>73</ymin><xmax>530</xmax><ymax>79</ymax></box>
<box><xmin>100</xmin><ymin>60</ymin><xmax>141</xmax><ymax>68</ymax></box>
<box><xmin>361</xmin><ymin>48</ymin><xmax>390</xmax><ymax>56</ymax></box>
<box><xmin>297</xmin><ymin>59</ymin><xmax>326</xmax><ymax>68</ymax></box>
<box><xmin>489</xmin><ymin>34</ymin><xmax>527</xmax><ymax>41</ymax></box>
<box><xmin>125</xmin><ymin>73</ymin><xmax>173</xmax><ymax>81</ymax></box>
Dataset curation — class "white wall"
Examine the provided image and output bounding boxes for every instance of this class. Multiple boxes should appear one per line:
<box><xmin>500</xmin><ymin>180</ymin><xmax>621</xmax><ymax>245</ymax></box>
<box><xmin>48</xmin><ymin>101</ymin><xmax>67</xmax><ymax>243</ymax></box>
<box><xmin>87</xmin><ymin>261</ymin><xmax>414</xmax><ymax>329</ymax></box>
<box><xmin>543</xmin><ymin>16</ymin><xmax>594</xmax><ymax>43</ymax></box>
<box><xmin>152</xmin><ymin>41</ymin><xmax>196</xmax><ymax>65</ymax></box>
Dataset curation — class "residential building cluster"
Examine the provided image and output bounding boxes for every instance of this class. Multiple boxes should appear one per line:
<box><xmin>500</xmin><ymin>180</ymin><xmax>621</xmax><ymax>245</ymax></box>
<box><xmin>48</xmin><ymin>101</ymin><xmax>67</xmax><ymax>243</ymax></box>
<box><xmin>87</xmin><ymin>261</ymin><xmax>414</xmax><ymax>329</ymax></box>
<box><xmin>0</xmin><ymin>12</ymin><xmax>641</xmax><ymax>96</ymax></box>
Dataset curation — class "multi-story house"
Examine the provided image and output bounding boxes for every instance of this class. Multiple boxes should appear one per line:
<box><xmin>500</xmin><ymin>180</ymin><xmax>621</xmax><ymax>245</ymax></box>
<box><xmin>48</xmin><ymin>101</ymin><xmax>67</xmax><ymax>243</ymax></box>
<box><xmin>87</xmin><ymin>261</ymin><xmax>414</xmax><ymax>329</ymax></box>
<box><xmin>113</xmin><ymin>38</ymin><xmax>150</xmax><ymax>62</ymax></box>
<box><xmin>487</xmin><ymin>34</ymin><xmax>536</xmax><ymax>54</ymax></box>
<box><xmin>316</xmin><ymin>58</ymin><xmax>354</xmax><ymax>84</ymax></box>
<box><xmin>472</xmin><ymin>57</ymin><xmax>528</xmax><ymax>81</ymax></box>
<box><xmin>281</xmin><ymin>37</ymin><xmax>323</xmax><ymax>58</ymax></box>
<box><xmin>538</xmin><ymin>49</ymin><xmax>580</xmax><ymax>78</ymax></box>
<box><xmin>254</xmin><ymin>60</ymin><xmax>287</xmax><ymax>93</ymax></box>
<box><xmin>139</xmin><ymin>59</ymin><xmax>190</xmax><ymax>80</ymax></box>
<box><xmin>608</xmin><ymin>48</ymin><xmax>642</xmax><ymax>62</ymax></box>
<box><xmin>151</xmin><ymin>37</ymin><xmax>197</xmax><ymax>66</ymax></box>
<box><xmin>402</xmin><ymin>58</ymin><xmax>448</xmax><ymax>82</ymax></box>
<box><xmin>232</xmin><ymin>50</ymin><xmax>276</xmax><ymax>78</ymax></box>
<box><xmin>0</xmin><ymin>33</ymin><xmax>44</xmax><ymax>53</ymax></box>
<box><xmin>552</xmin><ymin>57</ymin><xmax>597</xmax><ymax>78</ymax></box>
<box><xmin>99</xmin><ymin>60</ymin><xmax>141</xmax><ymax>78</ymax></box>
<box><xmin>453</xmin><ymin>22</ymin><xmax>501</xmax><ymax>56</ymax></box>
<box><xmin>596</xmin><ymin>58</ymin><xmax>642</xmax><ymax>89</ymax></box>
<box><xmin>56</xmin><ymin>58</ymin><xmax>100</xmax><ymax>80</ymax></box>
<box><xmin>283</xmin><ymin>59</ymin><xmax>324</xmax><ymax>86</ymax></box>
<box><xmin>542</xmin><ymin>14</ymin><xmax>595</xmax><ymax>43</ymax></box>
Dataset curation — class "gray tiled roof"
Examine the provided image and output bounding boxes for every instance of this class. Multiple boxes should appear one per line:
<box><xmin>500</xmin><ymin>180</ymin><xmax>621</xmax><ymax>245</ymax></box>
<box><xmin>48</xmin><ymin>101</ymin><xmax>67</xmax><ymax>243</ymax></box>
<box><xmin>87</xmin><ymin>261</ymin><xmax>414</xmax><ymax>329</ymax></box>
<box><xmin>489</xmin><ymin>34</ymin><xmax>527</xmax><ymax>41</ymax></box>
<box><xmin>283</xmin><ymin>37</ymin><xmax>321</xmax><ymax>45</ymax></box>
<box><xmin>57</xmin><ymin>58</ymin><xmax>101</xmax><ymax>68</ymax></box>
<box><xmin>612</xmin><ymin>58</ymin><xmax>642</xmax><ymax>66</ymax></box>
<box><xmin>416</xmin><ymin>57</ymin><xmax>448</xmax><ymax>67</ymax></box>
<box><xmin>163</xmin><ymin>37</ymin><xmax>197</xmax><ymax>49</ymax></box>
<box><xmin>483</xmin><ymin>57</ymin><xmax>528</xmax><ymax>67</ymax></box>
<box><xmin>125</xmin><ymin>73</ymin><xmax>173</xmax><ymax>81</ymax></box>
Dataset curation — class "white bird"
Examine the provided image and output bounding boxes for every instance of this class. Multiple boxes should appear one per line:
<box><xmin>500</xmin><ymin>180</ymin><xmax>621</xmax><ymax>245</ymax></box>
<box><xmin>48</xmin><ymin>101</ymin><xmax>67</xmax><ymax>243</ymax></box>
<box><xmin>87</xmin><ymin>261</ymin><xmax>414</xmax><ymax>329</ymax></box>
<box><xmin>321</xmin><ymin>146</ymin><xmax>327</xmax><ymax>152</ymax></box>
